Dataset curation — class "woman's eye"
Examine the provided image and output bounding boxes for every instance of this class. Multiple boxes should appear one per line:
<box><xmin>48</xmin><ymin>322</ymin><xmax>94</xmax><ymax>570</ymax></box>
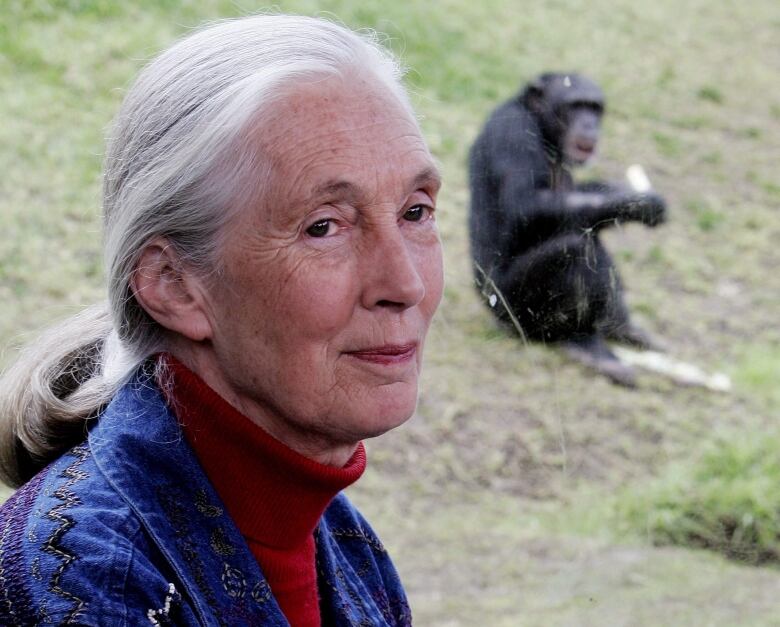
<box><xmin>403</xmin><ymin>205</ymin><xmax>428</xmax><ymax>222</ymax></box>
<box><xmin>305</xmin><ymin>219</ymin><xmax>332</xmax><ymax>237</ymax></box>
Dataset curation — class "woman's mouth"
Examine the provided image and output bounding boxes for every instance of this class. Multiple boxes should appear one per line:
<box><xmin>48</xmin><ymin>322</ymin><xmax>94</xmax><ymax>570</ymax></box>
<box><xmin>346</xmin><ymin>343</ymin><xmax>417</xmax><ymax>365</ymax></box>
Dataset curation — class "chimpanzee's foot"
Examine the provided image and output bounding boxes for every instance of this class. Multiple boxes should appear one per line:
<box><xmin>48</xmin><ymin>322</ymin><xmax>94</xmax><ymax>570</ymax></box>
<box><xmin>560</xmin><ymin>334</ymin><xmax>637</xmax><ymax>387</ymax></box>
<box><xmin>604</xmin><ymin>323</ymin><xmax>666</xmax><ymax>352</ymax></box>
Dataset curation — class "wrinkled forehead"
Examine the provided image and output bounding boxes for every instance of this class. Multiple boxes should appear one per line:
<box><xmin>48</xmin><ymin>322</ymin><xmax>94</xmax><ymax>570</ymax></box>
<box><xmin>262</xmin><ymin>72</ymin><xmax>423</xmax><ymax>145</ymax></box>
<box><xmin>246</xmin><ymin>74</ymin><xmax>436</xmax><ymax>219</ymax></box>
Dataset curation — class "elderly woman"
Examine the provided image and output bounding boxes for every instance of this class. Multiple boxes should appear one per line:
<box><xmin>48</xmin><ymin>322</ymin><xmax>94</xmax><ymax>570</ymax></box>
<box><xmin>0</xmin><ymin>14</ymin><xmax>442</xmax><ymax>626</ymax></box>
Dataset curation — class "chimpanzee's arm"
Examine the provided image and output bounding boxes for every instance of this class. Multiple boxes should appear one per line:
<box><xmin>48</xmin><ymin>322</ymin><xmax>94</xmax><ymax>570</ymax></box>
<box><xmin>483</xmin><ymin>106</ymin><xmax>665</xmax><ymax>233</ymax></box>
<box><xmin>536</xmin><ymin>188</ymin><xmax>667</xmax><ymax>230</ymax></box>
<box><xmin>491</xmin><ymin>145</ymin><xmax>666</xmax><ymax>233</ymax></box>
<box><xmin>575</xmin><ymin>180</ymin><xmax>626</xmax><ymax>194</ymax></box>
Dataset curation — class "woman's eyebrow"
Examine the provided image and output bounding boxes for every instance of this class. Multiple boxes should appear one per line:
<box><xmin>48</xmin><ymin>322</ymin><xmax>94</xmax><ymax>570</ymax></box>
<box><xmin>412</xmin><ymin>166</ymin><xmax>442</xmax><ymax>193</ymax></box>
<box><xmin>310</xmin><ymin>165</ymin><xmax>442</xmax><ymax>203</ymax></box>
<box><xmin>312</xmin><ymin>179</ymin><xmax>361</xmax><ymax>200</ymax></box>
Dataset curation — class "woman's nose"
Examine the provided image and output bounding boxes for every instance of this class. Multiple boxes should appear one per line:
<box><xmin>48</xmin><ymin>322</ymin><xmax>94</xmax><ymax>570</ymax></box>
<box><xmin>360</xmin><ymin>227</ymin><xmax>426</xmax><ymax>310</ymax></box>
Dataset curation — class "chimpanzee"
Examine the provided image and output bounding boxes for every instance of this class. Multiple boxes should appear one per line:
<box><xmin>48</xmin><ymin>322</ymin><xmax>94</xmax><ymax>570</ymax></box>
<box><xmin>468</xmin><ymin>72</ymin><xmax>667</xmax><ymax>386</ymax></box>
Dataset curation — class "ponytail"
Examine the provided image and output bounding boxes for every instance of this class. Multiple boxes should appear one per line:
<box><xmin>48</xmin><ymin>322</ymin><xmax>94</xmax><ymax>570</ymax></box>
<box><xmin>0</xmin><ymin>303</ymin><xmax>138</xmax><ymax>487</ymax></box>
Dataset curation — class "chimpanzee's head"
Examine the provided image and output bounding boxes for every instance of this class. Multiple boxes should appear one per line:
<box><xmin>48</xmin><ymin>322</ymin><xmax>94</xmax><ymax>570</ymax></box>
<box><xmin>521</xmin><ymin>72</ymin><xmax>605</xmax><ymax>165</ymax></box>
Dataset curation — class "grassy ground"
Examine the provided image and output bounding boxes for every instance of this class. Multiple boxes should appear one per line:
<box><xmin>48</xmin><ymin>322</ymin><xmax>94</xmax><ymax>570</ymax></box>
<box><xmin>1</xmin><ymin>0</ymin><xmax>779</xmax><ymax>624</ymax></box>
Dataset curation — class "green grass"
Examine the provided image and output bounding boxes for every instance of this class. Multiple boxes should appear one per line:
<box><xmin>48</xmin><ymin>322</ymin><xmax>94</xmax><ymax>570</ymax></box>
<box><xmin>2</xmin><ymin>0</ymin><xmax>780</xmax><ymax>623</ymax></box>
<box><xmin>733</xmin><ymin>343</ymin><xmax>780</xmax><ymax>410</ymax></box>
<box><xmin>698</xmin><ymin>85</ymin><xmax>725</xmax><ymax>105</ymax></box>
<box><xmin>616</xmin><ymin>429</ymin><xmax>780</xmax><ymax>565</ymax></box>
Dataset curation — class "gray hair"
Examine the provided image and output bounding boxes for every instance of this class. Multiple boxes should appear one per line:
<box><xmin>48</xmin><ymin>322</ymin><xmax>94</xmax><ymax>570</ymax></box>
<box><xmin>0</xmin><ymin>14</ymin><xmax>414</xmax><ymax>487</ymax></box>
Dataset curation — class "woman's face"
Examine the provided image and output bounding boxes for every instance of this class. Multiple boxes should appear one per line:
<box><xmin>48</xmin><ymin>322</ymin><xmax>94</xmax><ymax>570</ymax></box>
<box><xmin>200</xmin><ymin>75</ymin><xmax>443</xmax><ymax>464</ymax></box>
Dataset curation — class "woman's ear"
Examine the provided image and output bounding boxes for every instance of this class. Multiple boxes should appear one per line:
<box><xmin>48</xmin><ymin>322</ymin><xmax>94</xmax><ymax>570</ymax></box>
<box><xmin>131</xmin><ymin>238</ymin><xmax>214</xmax><ymax>342</ymax></box>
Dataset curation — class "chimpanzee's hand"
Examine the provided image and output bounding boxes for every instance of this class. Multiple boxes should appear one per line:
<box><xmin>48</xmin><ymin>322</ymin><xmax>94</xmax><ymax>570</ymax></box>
<box><xmin>607</xmin><ymin>191</ymin><xmax>666</xmax><ymax>226</ymax></box>
<box><xmin>630</xmin><ymin>192</ymin><xmax>667</xmax><ymax>227</ymax></box>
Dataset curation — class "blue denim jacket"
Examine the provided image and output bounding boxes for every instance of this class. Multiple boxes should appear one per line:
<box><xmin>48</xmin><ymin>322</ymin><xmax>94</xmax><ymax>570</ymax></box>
<box><xmin>0</xmin><ymin>370</ymin><xmax>412</xmax><ymax>626</ymax></box>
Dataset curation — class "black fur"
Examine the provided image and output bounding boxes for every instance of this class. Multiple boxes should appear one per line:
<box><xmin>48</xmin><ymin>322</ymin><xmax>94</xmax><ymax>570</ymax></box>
<box><xmin>468</xmin><ymin>72</ymin><xmax>666</xmax><ymax>344</ymax></box>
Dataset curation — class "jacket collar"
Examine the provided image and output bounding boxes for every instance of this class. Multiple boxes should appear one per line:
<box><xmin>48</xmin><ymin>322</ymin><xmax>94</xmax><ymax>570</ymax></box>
<box><xmin>88</xmin><ymin>367</ymin><xmax>288</xmax><ymax>626</ymax></box>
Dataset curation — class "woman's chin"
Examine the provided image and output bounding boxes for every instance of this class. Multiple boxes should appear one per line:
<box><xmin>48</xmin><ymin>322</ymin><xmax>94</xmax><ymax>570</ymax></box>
<box><xmin>351</xmin><ymin>385</ymin><xmax>419</xmax><ymax>439</ymax></box>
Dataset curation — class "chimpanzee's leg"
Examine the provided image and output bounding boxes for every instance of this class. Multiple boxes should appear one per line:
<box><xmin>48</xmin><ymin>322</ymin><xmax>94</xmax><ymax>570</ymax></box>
<box><xmin>491</xmin><ymin>232</ymin><xmax>616</xmax><ymax>342</ymax></box>
<box><xmin>583</xmin><ymin>238</ymin><xmax>632</xmax><ymax>334</ymax></box>
<box><xmin>590</xmin><ymin>244</ymin><xmax>665</xmax><ymax>350</ymax></box>
<box><xmin>484</xmin><ymin>232</ymin><xmax>638</xmax><ymax>385</ymax></box>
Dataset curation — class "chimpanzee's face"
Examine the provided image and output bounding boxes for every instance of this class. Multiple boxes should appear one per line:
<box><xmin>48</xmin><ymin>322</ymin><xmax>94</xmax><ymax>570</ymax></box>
<box><xmin>562</xmin><ymin>103</ymin><xmax>602</xmax><ymax>165</ymax></box>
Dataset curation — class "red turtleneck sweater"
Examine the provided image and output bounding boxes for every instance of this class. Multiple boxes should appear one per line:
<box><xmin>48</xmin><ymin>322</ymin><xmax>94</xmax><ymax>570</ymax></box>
<box><xmin>159</xmin><ymin>355</ymin><xmax>366</xmax><ymax>627</ymax></box>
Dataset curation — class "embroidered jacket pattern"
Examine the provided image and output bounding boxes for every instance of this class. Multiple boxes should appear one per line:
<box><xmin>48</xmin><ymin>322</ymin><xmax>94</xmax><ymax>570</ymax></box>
<box><xmin>0</xmin><ymin>370</ymin><xmax>412</xmax><ymax>626</ymax></box>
